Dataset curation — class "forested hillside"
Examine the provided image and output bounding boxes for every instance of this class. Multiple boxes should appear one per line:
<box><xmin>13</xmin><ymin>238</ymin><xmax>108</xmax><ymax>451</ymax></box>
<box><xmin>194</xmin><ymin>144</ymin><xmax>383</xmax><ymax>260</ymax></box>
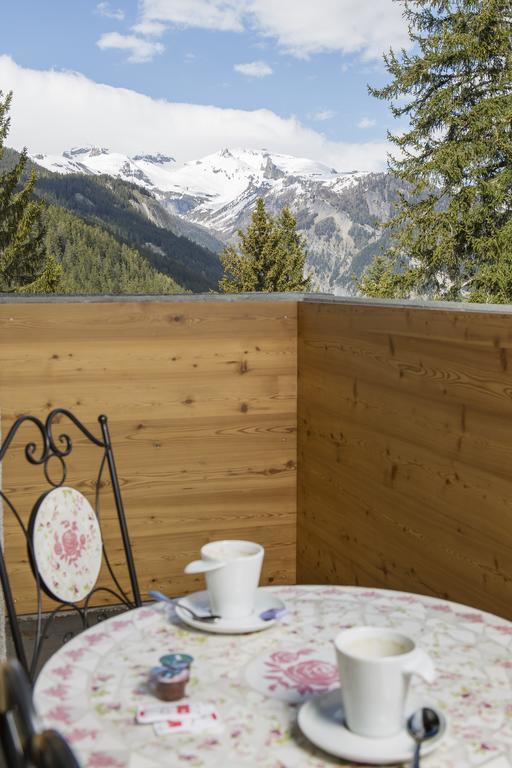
<box><xmin>1</xmin><ymin>148</ymin><xmax>222</xmax><ymax>294</ymax></box>
<box><xmin>43</xmin><ymin>205</ymin><xmax>182</xmax><ymax>294</ymax></box>
<box><xmin>36</xmin><ymin>173</ymin><xmax>222</xmax><ymax>292</ymax></box>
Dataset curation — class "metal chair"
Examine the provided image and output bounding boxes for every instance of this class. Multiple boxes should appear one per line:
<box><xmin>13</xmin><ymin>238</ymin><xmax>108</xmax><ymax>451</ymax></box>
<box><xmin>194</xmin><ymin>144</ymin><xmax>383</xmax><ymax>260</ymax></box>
<box><xmin>30</xmin><ymin>730</ymin><xmax>81</xmax><ymax>768</ymax></box>
<box><xmin>0</xmin><ymin>658</ymin><xmax>39</xmax><ymax>768</ymax></box>
<box><xmin>0</xmin><ymin>659</ymin><xmax>80</xmax><ymax>768</ymax></box>
<box><xmin>0</xmin><ymin>409</ymin><xmax>141</xmax><ymax>682</ymax></box>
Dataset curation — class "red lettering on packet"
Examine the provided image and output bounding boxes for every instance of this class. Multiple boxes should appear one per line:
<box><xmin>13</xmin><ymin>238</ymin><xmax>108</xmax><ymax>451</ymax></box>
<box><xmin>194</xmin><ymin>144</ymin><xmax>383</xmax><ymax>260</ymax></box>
<box><xmin>168</xmin><ymin>720</ymin><xmax>183</xmax><ymax>727</ymax></box>
<box><xmin>177</xmin><ymin>705</ymin><xmax>190</xmax><ymax>714</ymax></box>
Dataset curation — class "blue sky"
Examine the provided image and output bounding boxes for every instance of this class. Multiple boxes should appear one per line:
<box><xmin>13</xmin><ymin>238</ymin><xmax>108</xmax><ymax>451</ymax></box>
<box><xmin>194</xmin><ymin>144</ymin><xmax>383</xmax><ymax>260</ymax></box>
<box><xmin>0</xmin><ymin>0</ymin><xmax>411</xmax><ymax>170</ymax></box>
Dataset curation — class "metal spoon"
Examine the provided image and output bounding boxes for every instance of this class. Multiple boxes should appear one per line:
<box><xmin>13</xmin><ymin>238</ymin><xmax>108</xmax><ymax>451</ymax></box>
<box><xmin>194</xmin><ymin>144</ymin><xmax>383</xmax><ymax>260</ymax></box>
<box><xmin>148</xmin><ymin>590</ymin><xmax>221</xmax><ymax>622</ymax></box>
<box><xmin>406</xmin><ymin>707</ymin><xmax>441</xmax><ymax>768</ymax></box>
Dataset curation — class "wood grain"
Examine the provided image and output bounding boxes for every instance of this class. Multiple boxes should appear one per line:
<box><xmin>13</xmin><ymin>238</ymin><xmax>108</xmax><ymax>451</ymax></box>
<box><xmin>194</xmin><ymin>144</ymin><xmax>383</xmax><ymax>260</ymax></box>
<box><xmin>5</xmin><ymin>295</ymin><xmax>512</xmax><ymax>620</ymax></box>
<box><xmin>0</xmin><ymin>301</ymin><xmax>297</xmax><ymax>613</ymax></box>
<box><xmin>298</xmin><ymin>301</ymin><xmax>512</xmax><ymax>620</ymax></box>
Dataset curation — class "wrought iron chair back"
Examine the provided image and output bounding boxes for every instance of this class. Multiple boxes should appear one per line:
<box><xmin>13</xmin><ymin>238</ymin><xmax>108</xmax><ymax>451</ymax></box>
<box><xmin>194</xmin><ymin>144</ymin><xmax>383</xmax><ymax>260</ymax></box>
<box><xmin>0</xmin><ymin>408</ymin><xmax>141</xmax><ymax>682</ymax></box>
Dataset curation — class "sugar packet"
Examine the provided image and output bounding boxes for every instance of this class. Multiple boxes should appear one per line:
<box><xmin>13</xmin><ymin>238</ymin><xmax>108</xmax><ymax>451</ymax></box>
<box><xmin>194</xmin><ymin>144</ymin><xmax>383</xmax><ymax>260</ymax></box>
<box><xmin>153</xmin><ymin>709</ymin><xmax>221</xmax><ymax>736</ymax></box>
<box><xmin>136</xmin><ymin>702</ymin><xmax>214</xmax><ymax>725</ymax></box>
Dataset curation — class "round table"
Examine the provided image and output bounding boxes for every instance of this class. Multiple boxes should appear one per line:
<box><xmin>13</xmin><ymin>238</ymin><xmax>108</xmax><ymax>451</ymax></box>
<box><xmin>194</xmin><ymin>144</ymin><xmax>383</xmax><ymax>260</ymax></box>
<box><xmin>34</xmin><ymin>585</ymin><xmax>512</xmax><ymax>767</ymax></box>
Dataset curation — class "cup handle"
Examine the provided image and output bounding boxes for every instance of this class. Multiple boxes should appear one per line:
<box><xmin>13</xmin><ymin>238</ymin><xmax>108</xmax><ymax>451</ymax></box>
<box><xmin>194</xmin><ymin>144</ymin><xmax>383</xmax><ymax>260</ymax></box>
<box><xmin>403</xmin><ymin>649</ymin><xmax>435</xmax><ymax>684</ymax></box>
<box><xmin>184</xmin><ymin>559</ymin><xmax>226</xmax><ymax>574</ymax></box>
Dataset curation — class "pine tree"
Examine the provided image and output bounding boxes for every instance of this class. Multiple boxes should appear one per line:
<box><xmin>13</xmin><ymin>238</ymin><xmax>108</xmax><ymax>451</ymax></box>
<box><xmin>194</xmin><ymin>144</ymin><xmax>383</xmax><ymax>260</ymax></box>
<box><xmin>0</xmin><ymin>90</ymin><xmax>61</xmax><ymax>293</ymax></box>
<box><xmin>358</xmin><ymin>0</ymin><xmax>512</xmax><ymax>302</ymax></box>
<box><xmin>219</xmin><ymin>198</ymin><xmax>311</xmax><ymax>293</ymax></box>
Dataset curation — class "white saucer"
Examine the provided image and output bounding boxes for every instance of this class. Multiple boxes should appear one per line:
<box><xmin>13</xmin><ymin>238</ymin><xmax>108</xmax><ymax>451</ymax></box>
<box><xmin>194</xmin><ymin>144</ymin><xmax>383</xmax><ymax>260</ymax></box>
<box><xmin>175</xmin><ymin>589</ymin><xmax>286</xmax><ymax>634</ymax></box>
<box><xmin>298</xmin><ymin>689</ymin><xmax>447</xmax><ymax>765</ymax></box>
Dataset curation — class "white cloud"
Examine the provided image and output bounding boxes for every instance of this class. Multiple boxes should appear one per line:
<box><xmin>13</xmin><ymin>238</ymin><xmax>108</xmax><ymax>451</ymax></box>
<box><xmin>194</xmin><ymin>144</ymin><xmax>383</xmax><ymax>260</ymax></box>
<box><xmin>138</xmin><ymin>0</ymin><xmax>409</xmax><ymax>60</ymax></box>
<box><xmin>234</xmin><ymin>61</ymin><xmax>273</xmax><ymax>78</ymax></box>
<box><xmin>131</xmin><ymin>20</ymin><xmax>167</xmax><ymax>36</ymax></box>
<box><xmin>0</xmin><ymin>56</ymin><xmax>389</xmax><ymax>172</ymax></box>
<box><xmin>96</xmin><ymin>2</ymin><xmax>125</xmax><ymax>21</ymax></box>
<box><xmin>97</xmin><ymin>32</ymin><xmax>165</xmax><ymax>63</ymax></box>
<box><xmin>138</xmin><ymin>0</ymin><xmax>243</xmax><ymax>32</ymax></box>
<box><xmin>311</xmin><ymin>110</ymin><xmax>336</xmax><ymax>122</ymax></box>
<box><xmin>357</xmin><ymin>116</ymin><xmax>376</xmax><ymax>129</ymax></box>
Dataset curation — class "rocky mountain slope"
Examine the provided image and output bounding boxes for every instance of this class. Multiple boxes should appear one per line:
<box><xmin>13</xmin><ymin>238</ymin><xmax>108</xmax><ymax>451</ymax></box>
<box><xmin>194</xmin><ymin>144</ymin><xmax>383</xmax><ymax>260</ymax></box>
<box><xmin>33</xmin><ymin>146</ymin><xmax>401</xmax><ymax>293</ymax></box>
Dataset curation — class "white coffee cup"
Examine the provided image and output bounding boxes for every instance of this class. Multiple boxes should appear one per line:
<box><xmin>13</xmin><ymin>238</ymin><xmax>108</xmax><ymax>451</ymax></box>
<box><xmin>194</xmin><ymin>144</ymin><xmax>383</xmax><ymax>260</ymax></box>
<box><xmin>184</xmin><ymin>540</ymin><xmax>264</xmax><ymax>619</ymax></box>
<box><xmin>334</xmin><ymin>626</ymin><xmax>435</xmax><ymax>738</ymax></box>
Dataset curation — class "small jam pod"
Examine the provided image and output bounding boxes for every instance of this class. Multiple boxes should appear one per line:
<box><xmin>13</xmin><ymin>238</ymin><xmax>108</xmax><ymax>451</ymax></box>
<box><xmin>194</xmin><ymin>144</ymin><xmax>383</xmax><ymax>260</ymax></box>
<box><xmin>152</xmin><ymin>653</ymin><xmax>194</xmax><ymax>702</ymax></box>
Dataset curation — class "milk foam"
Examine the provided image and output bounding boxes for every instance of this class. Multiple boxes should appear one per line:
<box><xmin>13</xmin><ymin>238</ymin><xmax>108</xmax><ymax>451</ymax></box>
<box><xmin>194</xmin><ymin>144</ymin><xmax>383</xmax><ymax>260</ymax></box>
<box><xmin>207</xmin><ymin>544</ymin><xmax>257</xmax><ymax>560</ymax></box>
<box><xmin>346</xmin><ymin>638</ymin><xmax>409</xmax><ymax>658</ymax></box>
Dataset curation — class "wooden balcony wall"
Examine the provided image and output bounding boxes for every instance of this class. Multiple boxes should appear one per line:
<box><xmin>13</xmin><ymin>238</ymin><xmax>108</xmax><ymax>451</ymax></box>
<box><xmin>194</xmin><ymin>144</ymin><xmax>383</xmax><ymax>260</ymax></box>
<box><xmin>2</xmin><ymin>295</ymin><xmax>512</xmax><ymax>620</ymax></box>
<box><xmin>298</xmin><ymin>300</ymin><xmax>512</xmax><ymax>619</ymax></box>
<box><xmin>0</xmin><ymin>298</ymin><xmax>297</xmax><ymax>613</ymax></box>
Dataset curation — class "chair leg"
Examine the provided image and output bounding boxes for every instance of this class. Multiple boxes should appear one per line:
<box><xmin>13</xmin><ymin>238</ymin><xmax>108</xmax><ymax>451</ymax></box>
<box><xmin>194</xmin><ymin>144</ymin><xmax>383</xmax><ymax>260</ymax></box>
<box><xmin>0</xmin><ymin>712</ymin><xmax>25</xmax><ymax>768</ymax></box>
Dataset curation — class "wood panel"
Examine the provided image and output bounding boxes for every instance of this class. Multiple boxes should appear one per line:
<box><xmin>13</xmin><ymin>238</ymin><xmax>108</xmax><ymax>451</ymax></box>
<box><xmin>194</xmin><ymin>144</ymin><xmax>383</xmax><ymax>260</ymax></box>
<box><xmin>0</xmin><ymin>300</ymin><xmax>297</xmax><ymax>613</ymax></box>
<box><xmin>298</xmin><ymin>301</ymin><xmax>512</xmax><ymax>619</ymax></box>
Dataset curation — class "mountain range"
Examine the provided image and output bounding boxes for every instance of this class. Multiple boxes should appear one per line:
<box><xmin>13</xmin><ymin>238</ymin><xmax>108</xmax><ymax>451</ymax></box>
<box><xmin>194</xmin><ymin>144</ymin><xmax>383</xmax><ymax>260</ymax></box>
<box><xmin>32</xmin><ymin>146</ymin><xmax>402</xmax><ymax>294</ymax></box>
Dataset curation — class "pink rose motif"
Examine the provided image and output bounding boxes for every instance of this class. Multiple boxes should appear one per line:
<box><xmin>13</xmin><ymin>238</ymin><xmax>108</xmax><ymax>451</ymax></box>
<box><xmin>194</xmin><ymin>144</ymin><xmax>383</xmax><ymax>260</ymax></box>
<box><xmin>53</xmin><ymin>522</ymin><xmax>87</xmax><ymax>565</ymax></box>
<box><xmin>270</xmin><ymin>651</ymin><xmax>300</xmax><ymax>664</ymax></box>
<box><xmin>52</xmin><ymin>664</ymin><xmax>73</xmax><ymax>680</ymax></box>
<box><xmin>284</xmin><ymin>660</ymin><xmax>338</xmax><ymax>688</ymax></box>
<box><xmin>46</xmin><ymin>705</ymin><xmax>72</xmax><ymax>724</ymax></box>
<box><xmin>62</xmin><ymin>528</ymin><xmax>78</xmax><ymax>556</ymax></box>
<box><xmin>54</xmin><ymin>534</ymin><xmax>63</xmax><ymax>557</ymax></box>
<box><xmin>492</xmin><ymin>625</ymin><xmax>512</xmax><ymax>635</ymax></box>
<box><xmin>68</xmin><ymin>728</ymin><xmax>98</xmax><ymax>743</ymax></box>
<box><xmin>112</xmin><ymin>620</ymin><xmax>131</xmax><ymax>631</ymax></box>
<box><xmin>459</xmin><ymin>612</ymin><xmax>483</xmax><ymax>623</ymax></box>
<box><xmin>87</xmin><ymin>753</ymin><xmax>125</xmax><ymax>768</ymax></box>
<box><xmin>65</xmin><ymin>648</ymin><xmax>88</xmax><ymax>662</ymax></box>
<box><xmin>42</xmin><ymin>683</ymin><xmax>69</xmax><ymax>699</ymax></box>
<box><xmin>85</xmin><ymin>632</ymin><xmax>109</xmax><ymax>646</ymax></box>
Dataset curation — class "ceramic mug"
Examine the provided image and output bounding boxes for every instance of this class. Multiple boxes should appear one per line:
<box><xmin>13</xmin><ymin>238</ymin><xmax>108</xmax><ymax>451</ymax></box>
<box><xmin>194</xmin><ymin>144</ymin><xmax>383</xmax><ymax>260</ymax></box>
<box><xmin>184</xmin><ymin>540</ymin><xmax>264</xmax><ymax>619</ymax></box>
<box><xmin>334</xmin><ymin>626</ymin><xmax>435</xmax><ymax>738</ymax></box>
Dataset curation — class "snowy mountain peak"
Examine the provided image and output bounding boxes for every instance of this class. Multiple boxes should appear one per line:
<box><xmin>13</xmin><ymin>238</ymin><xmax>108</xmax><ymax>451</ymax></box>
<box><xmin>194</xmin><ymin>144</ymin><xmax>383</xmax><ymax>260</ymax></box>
<box><xmin>63</xmin><ymin>146</ymin><xmax>110</xmax><ymax>159</ymax></box>
<box><xmin>30</xmin><ymin>145</ymin><xmax>369</xmax><ymax>240</ymax></box>
<box><xmin>132</xmin><ymin>153</ymin><xmax>175</xmax><ymax>166</ymax></box>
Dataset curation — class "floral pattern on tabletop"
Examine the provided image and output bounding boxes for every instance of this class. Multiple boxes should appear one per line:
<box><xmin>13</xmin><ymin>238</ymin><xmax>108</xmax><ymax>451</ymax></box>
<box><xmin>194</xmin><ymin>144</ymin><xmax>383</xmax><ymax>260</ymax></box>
<box><xmin>245</xmin><ymin>647</ymin><xmax>339</xmax><ymax>703</ymax></box>
<box><xmin>34</xmin><ymin>586</ymin><xmax>512</xmax><ymax>768</ymax></box>
<box><xmin>31</xmin><ymin>486</ymin><xmax>103</xmax><ymax>602</ymax></box>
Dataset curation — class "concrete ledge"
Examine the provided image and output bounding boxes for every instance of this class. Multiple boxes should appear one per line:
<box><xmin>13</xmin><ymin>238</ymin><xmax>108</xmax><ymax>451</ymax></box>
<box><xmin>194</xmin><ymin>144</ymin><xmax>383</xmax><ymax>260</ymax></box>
<box><xmin>1</xmin><ymin>291</ymin><xmax>511</xmax><ymax>314</ymax></box>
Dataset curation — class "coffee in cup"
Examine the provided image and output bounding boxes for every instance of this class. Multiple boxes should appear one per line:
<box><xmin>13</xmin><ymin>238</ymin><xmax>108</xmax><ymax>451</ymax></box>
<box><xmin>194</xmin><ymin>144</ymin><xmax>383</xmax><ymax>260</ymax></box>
<box><xmin>334</xmin><ymin>626</ymin><xmax>435</xmax><ymax>738</ymax></box>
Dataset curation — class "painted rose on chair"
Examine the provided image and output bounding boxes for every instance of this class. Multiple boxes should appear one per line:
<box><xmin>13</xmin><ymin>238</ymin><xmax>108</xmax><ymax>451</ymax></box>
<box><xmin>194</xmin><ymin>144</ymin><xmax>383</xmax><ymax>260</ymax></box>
<box><xmin>54</xmin><ymin>521</ymin><xmax>87</xmax><ymax>564</ymax></box>
<box><xmin>31</xmin><ymin>487</ymin><xmax>103</xmax><ymax>603</ymax></box>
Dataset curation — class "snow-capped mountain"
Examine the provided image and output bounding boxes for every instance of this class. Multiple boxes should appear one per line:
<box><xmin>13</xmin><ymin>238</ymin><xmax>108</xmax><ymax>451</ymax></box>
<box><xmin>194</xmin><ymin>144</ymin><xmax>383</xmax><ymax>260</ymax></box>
<box><xmin>31</xmin><ymin>146</ymin><xmax>399</xmax><ymax>293</ymax></box>
<box><xmin>159</xmin><ymin>148</ymin><xmax>365</xmax><ymax>227</ymax></box>
<box><xmin>32</xmin><ymin>146</ymin><xmax>177</xmax><ymax>191</ymax></box>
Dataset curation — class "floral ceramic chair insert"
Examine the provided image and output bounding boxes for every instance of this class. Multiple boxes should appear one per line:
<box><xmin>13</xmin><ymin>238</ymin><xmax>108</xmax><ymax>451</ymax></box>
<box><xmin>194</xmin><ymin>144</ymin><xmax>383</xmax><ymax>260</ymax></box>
<box><xmin>0</xmin><ymin>409</ymin><xmax>141</xmax><ymax>682</ymax></box>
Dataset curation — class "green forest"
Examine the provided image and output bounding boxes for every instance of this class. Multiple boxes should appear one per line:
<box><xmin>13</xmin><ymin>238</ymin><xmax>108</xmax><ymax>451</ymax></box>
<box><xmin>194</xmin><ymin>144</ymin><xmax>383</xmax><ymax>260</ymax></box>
<box><xmin>43</xmin><ymin>204</ymin><xmax>181</xmax><ymax>295</ymax></box>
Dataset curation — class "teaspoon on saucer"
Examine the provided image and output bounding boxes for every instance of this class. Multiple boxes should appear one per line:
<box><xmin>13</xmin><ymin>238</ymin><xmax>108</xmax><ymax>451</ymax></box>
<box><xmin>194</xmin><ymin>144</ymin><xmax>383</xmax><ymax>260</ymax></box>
<box><xmin>148</xmin><ymin>590</ymin><xmax>221</xmax><ymax>622</ymax></box>
<box><xmin>407</xmin><ymin>707</ymin><xmax>441</xmax><ymax>768</ymax></box>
